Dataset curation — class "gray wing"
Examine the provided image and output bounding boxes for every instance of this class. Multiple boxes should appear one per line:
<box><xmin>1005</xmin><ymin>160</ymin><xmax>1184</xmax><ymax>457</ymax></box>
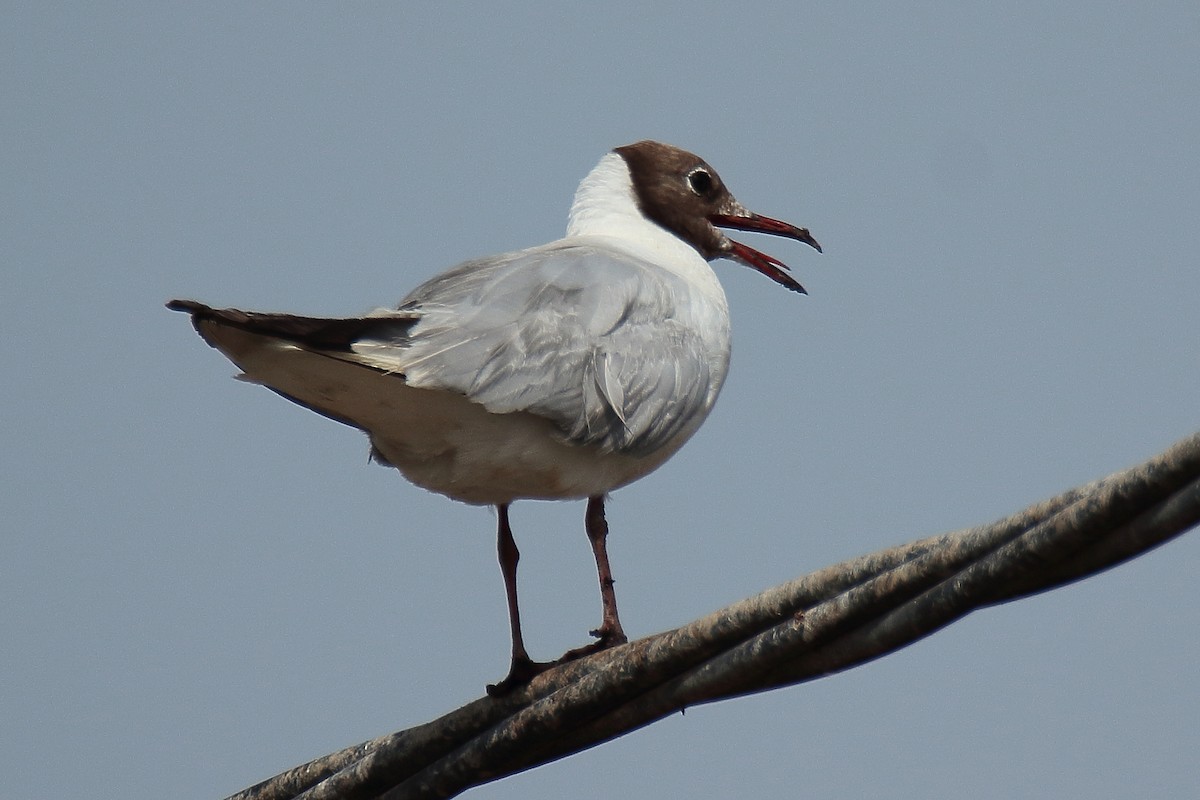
<box><xmin>349</xmin><ymin>243</ymin><xmax>718</xmax><ymax>455</ymax></box>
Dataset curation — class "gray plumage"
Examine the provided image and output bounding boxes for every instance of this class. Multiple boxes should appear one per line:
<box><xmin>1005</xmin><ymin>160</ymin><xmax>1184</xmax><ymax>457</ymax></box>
<box><xmin>349</xmin><ymin>242</ymin><xmax>721</xmax><ymax>456</ymax></box>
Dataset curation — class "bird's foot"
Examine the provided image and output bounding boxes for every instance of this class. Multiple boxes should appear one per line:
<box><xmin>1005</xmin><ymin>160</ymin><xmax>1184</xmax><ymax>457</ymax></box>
<box><xmin>486</xmin><ymin>625</ymin><xmax>630</xmax><ymax>696</ymax></box>
<box><xmin>588</xmin><ymin>620</ymin><xmax>628</xmax><ymax>648</ymax></box>
<box><xmin>486</xmin><ymin>654</ymin><xmax>554</xmax><ymax>697</ymax></box>
<box><xmin>557</xmin><ymin>623</ymin><xmax>628</xmax><ymax>664</ymax></box>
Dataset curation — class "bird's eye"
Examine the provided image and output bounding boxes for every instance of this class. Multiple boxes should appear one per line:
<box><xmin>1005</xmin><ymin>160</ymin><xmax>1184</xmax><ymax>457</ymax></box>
<box><xmin>687</xmin><ymin>167</ymin><xmax>714</xmax><ymax>196</ymax></box>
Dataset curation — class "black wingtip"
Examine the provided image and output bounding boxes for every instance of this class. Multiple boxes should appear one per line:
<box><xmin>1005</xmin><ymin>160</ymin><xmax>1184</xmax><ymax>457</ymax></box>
<box><xmin>166</xmin><ymin>299</ymin><xmax>419</xmax><ymax>352</ymax></box>
<box><xmin>166</xmin><ymin>299</ymin><xmax>210</xmax><ymax>315</ymax></box>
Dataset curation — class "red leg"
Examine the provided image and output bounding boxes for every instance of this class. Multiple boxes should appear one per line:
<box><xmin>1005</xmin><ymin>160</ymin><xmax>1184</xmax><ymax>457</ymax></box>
<box><xmin>585</xmin><ymin>495</ymin><xmax>628</xmax><ymax>646</ymax></box>
<box><xmin>487</xmin><ymin>504</ymin><xmax>550</xmax><ymax>696</ymax></box>
<box><xmin>556</xmin><ymin>495</ymin><xmax>630</xmax><ymax>664</ymax></box>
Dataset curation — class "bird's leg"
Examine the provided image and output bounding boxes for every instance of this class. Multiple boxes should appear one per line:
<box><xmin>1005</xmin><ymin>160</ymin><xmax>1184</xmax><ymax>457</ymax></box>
<box><xmin>557</xmin><ymin>495</ymin><xmax>630</xmax><ymax>664</ymax></box>
<box><xmin>584</xmin><ymin>494</ymin><xmax>628</xmax><ymax>647</ymax></box>
<box><xmin>487</xmin><ymin>503</ymin><xmax>551</xmax><ymax>697</ymax></box>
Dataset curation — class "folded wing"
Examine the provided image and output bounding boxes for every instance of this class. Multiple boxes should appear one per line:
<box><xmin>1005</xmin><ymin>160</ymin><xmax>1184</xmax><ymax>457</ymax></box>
<box><xmin>168</xmin><ymin>242</ymin><xmax>718</xmax><ymax>457</ymax></box>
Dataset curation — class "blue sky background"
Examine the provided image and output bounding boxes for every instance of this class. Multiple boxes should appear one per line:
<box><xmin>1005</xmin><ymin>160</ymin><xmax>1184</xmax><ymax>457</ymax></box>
<box><xmin>3</xmin><ymin>3</ymin><xmax>1198</xmax><ymax>798</ymax></box>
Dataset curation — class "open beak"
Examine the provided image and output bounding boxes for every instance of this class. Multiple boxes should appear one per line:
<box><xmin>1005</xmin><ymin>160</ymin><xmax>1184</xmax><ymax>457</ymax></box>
<box><xmin>708</xmin><ymin>211</ymin><xmax>822</xmax><ymax>294</ymax></box>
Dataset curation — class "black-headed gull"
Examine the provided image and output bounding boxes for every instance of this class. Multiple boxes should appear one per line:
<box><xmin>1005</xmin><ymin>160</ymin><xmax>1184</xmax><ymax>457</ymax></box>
<box><xmin>169</xmin><ymin>140</ymin><xmax>821</xmax><ymax>694</ymax></box>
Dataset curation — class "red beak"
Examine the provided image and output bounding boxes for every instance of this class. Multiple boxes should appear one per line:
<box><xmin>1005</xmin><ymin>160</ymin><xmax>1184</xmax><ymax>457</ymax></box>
<box><xmin>708</xmin><ymin>212</ymin><xmax>822</xmax><ymax>294</ymax></box>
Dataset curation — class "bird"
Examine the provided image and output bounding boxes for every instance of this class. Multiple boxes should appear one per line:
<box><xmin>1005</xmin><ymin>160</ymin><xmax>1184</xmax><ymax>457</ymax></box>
<box><xmin>167</xmin><ymin>140</ymin><xmax>821</xmax><ymax>695</ymax></box>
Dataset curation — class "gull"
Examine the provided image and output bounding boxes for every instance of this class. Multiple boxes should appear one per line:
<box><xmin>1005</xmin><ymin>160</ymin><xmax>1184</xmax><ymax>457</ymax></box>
<box><xmin>168</xmin><ymin>140</ymin><xmax>821</xmax><ymax>694</ymax></box>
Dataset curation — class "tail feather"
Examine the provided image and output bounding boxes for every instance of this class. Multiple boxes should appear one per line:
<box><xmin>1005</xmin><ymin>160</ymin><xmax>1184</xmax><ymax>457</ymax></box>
<box><xmin>166</xmin><ymin>299</ymin><xmax>417</xmax><ymax>351</ymax></box>
<box><xmin>166</xmin><ymin>298</ymin><xmax>458</xmax><ymax>461</ymax></box>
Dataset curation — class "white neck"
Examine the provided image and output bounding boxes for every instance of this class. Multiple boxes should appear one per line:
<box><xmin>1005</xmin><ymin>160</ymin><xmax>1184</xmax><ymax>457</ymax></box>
<box><xmin>565</xmin><ymin>153</ymin><xmax>718</xmax><ymax>284</ymax></box>
<box><xmin>567</xmin><ymin>153</ymin><xmax>647</xmax><ymax>236</ymax></box>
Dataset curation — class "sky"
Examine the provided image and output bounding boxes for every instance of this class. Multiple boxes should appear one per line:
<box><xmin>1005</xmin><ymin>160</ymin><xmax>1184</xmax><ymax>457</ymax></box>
<box><xmin>3</xmin><ymin>3</ymin><xmax>1198</xmax><ymax>798</ymax></box>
